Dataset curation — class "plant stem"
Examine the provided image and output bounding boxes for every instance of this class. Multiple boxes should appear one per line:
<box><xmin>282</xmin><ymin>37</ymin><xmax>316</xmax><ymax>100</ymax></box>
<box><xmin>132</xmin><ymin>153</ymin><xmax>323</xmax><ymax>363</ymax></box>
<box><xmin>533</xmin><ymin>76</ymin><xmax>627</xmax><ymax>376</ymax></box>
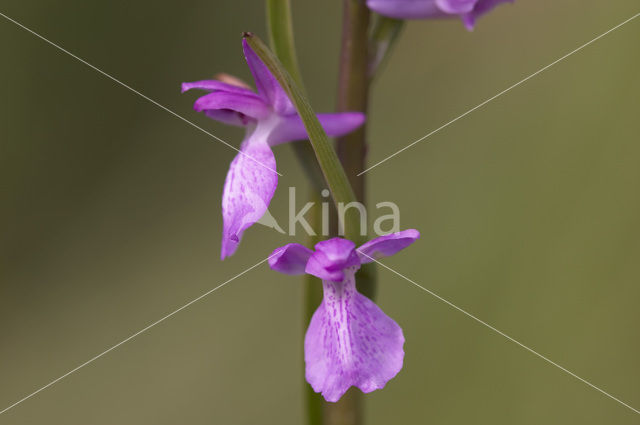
<box><xmin>267</xmin><ymin>0</ymin><xmax>327</xmax><ymax>192</ymax></box>
<box><xmin>304</xmin><ymin>196</ymin><xmax>324</xmax><ymax>425</ymax></box>
<box><xmin>336</xmin><ymin>1</ymin><xmax>376</xmax><ymax>298</ymax></box>
<box><xmin>336</xmin><ymin>0</ymin><xmax>370</xmax><ymax>210</ymax></box>
<box><xmin>322</xmin><ymin>2</ymin><xmax>372</xmax><ymax>425</ymax></box>
<box><xmin>263</xmin><ymin>5</ymin><xmax>351</xmax><ymax>424</ymax></box>
<box><xmin>262</xmin><ymin>3</ymin><xmax>403</xmax><ymax>422</ymax></box>
<box><xmin>266</xmin><ymin>0</ymin><xmax>303</xmax><ymax>86</ymax></box>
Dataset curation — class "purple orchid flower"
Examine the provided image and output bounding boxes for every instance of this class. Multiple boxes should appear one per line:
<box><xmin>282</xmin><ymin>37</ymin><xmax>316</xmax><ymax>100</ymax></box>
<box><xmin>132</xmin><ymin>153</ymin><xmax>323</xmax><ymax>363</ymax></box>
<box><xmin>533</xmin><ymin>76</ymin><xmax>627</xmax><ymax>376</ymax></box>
<box><xmin>269</xmin><ymin>229</ymin><xmax>420</xmax><ymax>402</ymax></box>
<box><xmin>366</xmin><ymin>0</ymin><xmax>512</xmax><ymax>30</ymax></box>
<box><xmin>183</xmin><ymin>41</ymin><xmax>365</xmax><ymax>259</ymax></box>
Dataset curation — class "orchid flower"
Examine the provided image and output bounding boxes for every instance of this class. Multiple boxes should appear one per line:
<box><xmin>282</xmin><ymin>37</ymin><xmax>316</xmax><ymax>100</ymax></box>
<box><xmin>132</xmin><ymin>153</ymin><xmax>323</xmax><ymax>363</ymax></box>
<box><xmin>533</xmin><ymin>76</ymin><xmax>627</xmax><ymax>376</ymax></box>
<box><xmin>367</xmin><ymin>0</ymin><xmax>513</xmax><ymax>30</ymax></box>
<box><xmin>183</xmin><ymin>40</ymin><xmax>365</xmax><ymax>259</ymax></box>
<box><xmin>269</xmin><ymin>229</ymin><xmax>420</xmax><ymax>401</ymax></box>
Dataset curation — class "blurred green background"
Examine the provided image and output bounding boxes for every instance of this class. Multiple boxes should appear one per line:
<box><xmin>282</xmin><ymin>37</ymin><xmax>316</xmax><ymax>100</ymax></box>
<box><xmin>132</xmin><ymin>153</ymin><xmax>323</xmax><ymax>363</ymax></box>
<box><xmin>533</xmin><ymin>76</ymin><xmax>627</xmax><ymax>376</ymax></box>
<box><xmin>1</xmin><ymin>1</ymin><xmax>639</xmax><ymax>424</ymax></box>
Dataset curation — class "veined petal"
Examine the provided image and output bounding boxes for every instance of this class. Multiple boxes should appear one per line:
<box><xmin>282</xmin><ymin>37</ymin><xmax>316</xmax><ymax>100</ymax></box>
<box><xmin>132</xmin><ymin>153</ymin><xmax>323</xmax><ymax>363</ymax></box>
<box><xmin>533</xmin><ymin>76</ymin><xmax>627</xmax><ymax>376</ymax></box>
<box><xmin>306</xmin><ymin>238</ymin><xmax>361</xmax><ymax>282</ymax></box>
<box><xmin>305</xmin><ymin>268</ymin><xmax>405</xmax><ymax>402</ymax></box>
<box><xmin>194</xmin><ymin>91</ymin><xmax>270</xmax><ymax>121</ymax></box>
<box><xmin>268</xmin><ymin>112</ymin><xmax>366</xmax><ymax>146</ymax></box>
<box><xmin>221</xmin><ymin>129</ymin><xmax>278</xmax><ymax>259</ymax></box>
<box><xmin>269</xmin><ymin>243</ymin><xmax>314</xmax><ymax>275</ymax></box>
<box><xmin>242</xmin><ymin>39</ymin><xmax>296</xmax><ymax>116</ymax></box>
<box><xmin>462</xmin><ymin>0</ymin><xmax>512</xmax><ymax>30</ymax></box>
<box><xmin>357</xmin><ymin>229</ymin><xmax>420</xmax><ymax>264</ymax></box>
<box><xmin>366</xmin><ymin>0</ymin><xmax>445</xmax><ymax>19</ymax></box>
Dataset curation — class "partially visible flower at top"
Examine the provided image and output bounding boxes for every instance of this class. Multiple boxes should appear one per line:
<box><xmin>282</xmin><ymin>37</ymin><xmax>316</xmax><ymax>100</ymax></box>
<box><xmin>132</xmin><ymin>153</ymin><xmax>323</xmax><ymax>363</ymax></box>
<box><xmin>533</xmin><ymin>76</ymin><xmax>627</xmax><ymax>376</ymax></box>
<box><xmin>183</xmin><ymin>40</ymin><xmax>365</xmax><ymax>259</ymax></box>
<box><xmin>366</xmin><ymin>0</ymin><xmax>513</xmax><ymax>30</ymax></box>
<box><xmin>269</xmin><ymin>229</ymin><xmax>420</xmax><ymax>402</ymax></box>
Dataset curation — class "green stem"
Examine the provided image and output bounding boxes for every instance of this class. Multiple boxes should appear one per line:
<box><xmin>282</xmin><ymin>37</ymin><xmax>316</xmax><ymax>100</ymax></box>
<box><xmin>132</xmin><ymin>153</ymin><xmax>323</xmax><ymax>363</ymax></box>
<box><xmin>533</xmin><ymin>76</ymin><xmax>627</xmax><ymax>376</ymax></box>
<box><xmin>304</xmin><ymin>198</ymin><xmax>324</xmax><ymax>425</ymax></box>
<box><xmin>266</xmin><ymin>0</ymin><xmax>303</xmax><ymax>86</ymax></box>
<box><xmin>266</xmin><ymin>0</ymin><xmax>326</xmax><ymax>192</ymax></box>
<box><xmin>322</xmin><ymin>2</ymin><xmax>372</xmax><ymax>425</ymax></box>
<box><xmin>264</xmin><ymin>4</ymin><xmax>340</xmax><ymax>424</ymax></box>
<box><xmin>261</xmin><ymin>4</ymin><xmax>403</xmax><ymax>424</ymax></box>
<box><xmin>336</xmin><ymin>0</ymin><xmax>370</xmax><ymax>210</ymax></box>
<box><xmin>335</xmin><ymin>1</ymin><xmax>375</xmax><ymax>300</ymax></box>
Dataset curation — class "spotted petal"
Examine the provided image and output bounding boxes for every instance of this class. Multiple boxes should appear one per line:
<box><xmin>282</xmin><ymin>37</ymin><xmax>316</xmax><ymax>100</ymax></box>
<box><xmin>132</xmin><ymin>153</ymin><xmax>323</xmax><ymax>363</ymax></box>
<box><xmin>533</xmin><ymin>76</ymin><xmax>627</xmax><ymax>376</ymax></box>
<box><xmin>305</xmin><ymin>269</ymin><xmax>405</xmax><ymax>402</ymax></box>
<box><xmin>221</xmin><ymin>130</ymin><xmax>278</xmax><ymax>259</ymax></box>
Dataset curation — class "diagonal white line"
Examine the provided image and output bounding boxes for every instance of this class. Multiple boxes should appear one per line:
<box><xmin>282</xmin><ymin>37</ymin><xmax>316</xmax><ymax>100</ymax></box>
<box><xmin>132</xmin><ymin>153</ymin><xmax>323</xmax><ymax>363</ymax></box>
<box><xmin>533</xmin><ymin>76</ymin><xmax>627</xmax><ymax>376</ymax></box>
<box><xmin>357</xmin><ymin>250</ymin><xmax>640</xmax><ymax>415</ymax></box>
<box><xmin>0</xmin><ymin>11</ymin><xmax>282</xmax><ymax>177</ymax></box>
<box><xmin>358</xmin><ymin>11</ymin><xmax>640</xmax><ymax>176</ymax></box>
<box><xmin>0</xmin><ymin>255</ymin><xmax>273</xmax><ymax>416</ymax></box>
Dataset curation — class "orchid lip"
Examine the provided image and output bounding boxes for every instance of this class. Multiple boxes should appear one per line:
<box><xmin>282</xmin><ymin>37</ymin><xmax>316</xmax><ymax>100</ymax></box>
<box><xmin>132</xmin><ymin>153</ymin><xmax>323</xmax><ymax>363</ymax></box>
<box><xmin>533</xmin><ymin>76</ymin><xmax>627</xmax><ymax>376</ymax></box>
<box><xmin>268</xmin><ymin>230</ymin><xmax>419</xmax><ymax>401</ymax></box>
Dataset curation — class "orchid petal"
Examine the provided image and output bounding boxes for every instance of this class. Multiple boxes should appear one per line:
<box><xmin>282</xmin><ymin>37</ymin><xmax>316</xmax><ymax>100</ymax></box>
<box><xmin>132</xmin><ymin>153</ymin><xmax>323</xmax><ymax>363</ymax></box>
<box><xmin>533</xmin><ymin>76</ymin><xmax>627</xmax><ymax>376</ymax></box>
<box><xmin>436</xmin><ymin>0</ymin><xmax>477</xmax><ymax>14</ymax></box>
<box><xmin>462</xmin><ymin>0</ymin><xmax>512</xmax><ymax>29</ymax></box>
<box><xmin>366</xmin><ymin>0</ymin><xmax>445</xmax><ymax>19</ymax></box>
<box><xmin>305</xmin><ymin>269</ymin><xmax>405</xmax><ymax>402</ymax></box>
<box><xmin>306</xmin><ymin>238</ymin><xmax>361</xmax><ymax>282</ymax></box>
<box><xmin>269</xmin><ymin>243</ymin><xmax>314</xmax><ymax>275</ymax></box>
<box><xmin>181</xmin><ymin>80</ymin><xmax>256</xmax><ymax>96</ymax></box>
<box><xmin>221</xmin><ymin>131</ymin><xmax>278</xmax><ymax>259</ymax></box>
<box><xmin>305</xmin><ymin>256</ymin><xmax>346</xmax><ymax>283</ymax></box>
<box><xmin>242</xmin><ymin>39</ymin><xmax>296</xmax><ymax>115</ymax></box>
<box><xmin>193</xmin><ymin>91</ymin><xmax>270</xmax><ymax>121</ymax></box>
<box><xmin>314</xmin><ymin>238</ymin><xmax>359</xmax><ymax>265</ymax></box>
<box><xmin>268</xmin><ymin>112</ymin><xmax>366</xmax><ymax>146</ymax></box>
<box><xmin>203</xmin><ymin>109</ymin><xmax>250</xmax><ymax>127</ymax></box>
<box><xmin>367</xmin><ymin>0</ymin><xmax>510</xmax><ymax>27</ymax></box>
<box><xmin>357</xmin><ymin>229</ymin><xmax>420</xmax><ymax>264</ymax></box>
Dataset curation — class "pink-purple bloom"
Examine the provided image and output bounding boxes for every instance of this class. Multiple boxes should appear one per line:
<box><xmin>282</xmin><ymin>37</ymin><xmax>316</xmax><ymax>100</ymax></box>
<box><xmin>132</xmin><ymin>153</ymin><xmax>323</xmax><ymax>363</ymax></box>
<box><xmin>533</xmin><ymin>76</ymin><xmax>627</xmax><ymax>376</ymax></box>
<box><xmin>367</xmin><ymin>0</ymin><xmax>512</xmax><ymax>30</ymax></box>
<box><xmin>183</xmin><ymin>41</ymin><xmax>365</xmax><ymax>259</ymax></box>
<box><xmin>269</xmin><ymin>229</ymin><xmax>420</xmax><ymax>401</ymax></box>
